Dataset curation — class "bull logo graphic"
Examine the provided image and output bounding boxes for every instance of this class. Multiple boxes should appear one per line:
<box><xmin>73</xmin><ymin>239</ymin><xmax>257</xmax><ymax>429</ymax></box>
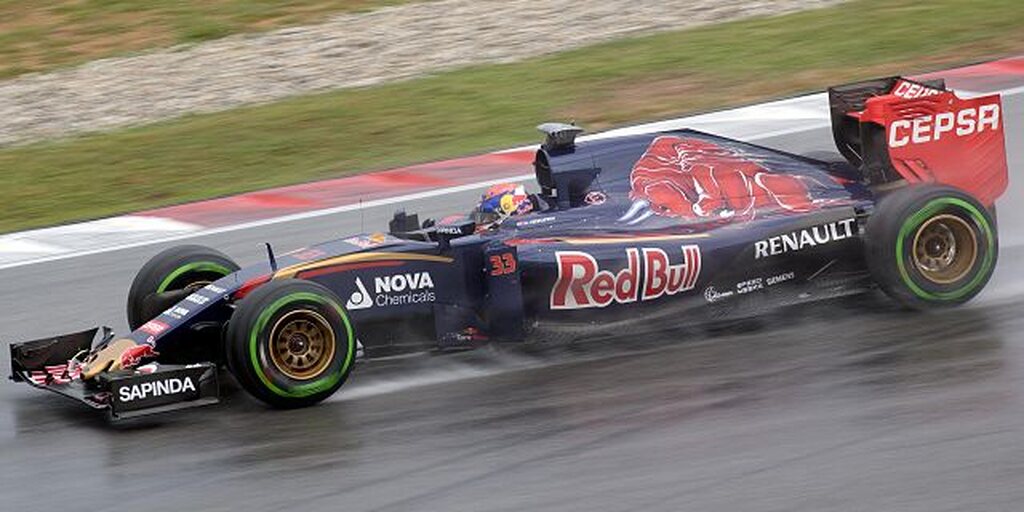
<box><xmin>621</xmin><ymin>136</ymin><xmax>830</xmax><ymax>224</ymax></box>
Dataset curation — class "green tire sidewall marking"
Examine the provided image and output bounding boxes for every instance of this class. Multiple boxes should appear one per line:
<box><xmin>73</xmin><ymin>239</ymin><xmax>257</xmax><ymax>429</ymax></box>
<box><xmin>157</xmin><ymin>261</ymin><xmax>233</xmax><ymax>293</ymax></box>
<box><xmin>895</xmin><ymin>197</ymin><xmax>995</xmax><ymax>301</ymax></box>
<box><xmin>248</xmin><ymin>291</ymin><xmax>355</xmax><ymax>398</ymax></box>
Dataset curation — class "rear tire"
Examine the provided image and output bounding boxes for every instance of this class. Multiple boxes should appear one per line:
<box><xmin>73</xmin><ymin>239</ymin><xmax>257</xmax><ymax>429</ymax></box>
<box><xmin>225</xmin><ymin>279</ymin><xmax>356</xmax><ymax>409</ymax></box>
<box><xmin>865</xmin><ymin>185</ymin><xmax>997</xmax><ymax>309</ymax></box>
<box><xmin>127</xmin><ymin>245</ymin><xmax>239</xmax><ymax>330</ymax></box>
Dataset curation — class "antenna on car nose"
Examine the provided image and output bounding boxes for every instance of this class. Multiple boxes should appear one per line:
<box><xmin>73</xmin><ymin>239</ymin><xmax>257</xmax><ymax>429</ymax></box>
<box><xmin>265</xmin><ymin>243</ymin><xmax>278</xmax><ymax>272</ymax></box>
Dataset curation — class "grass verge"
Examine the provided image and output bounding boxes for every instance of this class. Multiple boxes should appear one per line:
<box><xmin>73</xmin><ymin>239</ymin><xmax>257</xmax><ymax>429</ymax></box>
<box><xmin>3</xmin><ymin>0</ymin><xmax>1024</xmax><ymax>234</ymax></box>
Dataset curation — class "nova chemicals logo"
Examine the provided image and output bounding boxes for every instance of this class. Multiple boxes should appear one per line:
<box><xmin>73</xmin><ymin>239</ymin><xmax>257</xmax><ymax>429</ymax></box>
<box><xmin>374</xmin><ymin>272</ymin><xmax>435</xmax><ymax>307</ymax></box>
<box><xmin>346</xmin><ymin>278</ymin><xmax>374</xmax><ymax>310</ymax></box>
<box><xmin>346</xmin><ymin>272</ymin><xmax>436</xmax><ymax>310</ymax></box>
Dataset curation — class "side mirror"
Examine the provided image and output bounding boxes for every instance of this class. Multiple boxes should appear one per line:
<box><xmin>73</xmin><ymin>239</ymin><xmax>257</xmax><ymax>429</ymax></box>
<box><xmin>388</xmin><ymin>210</ymin><xmax>421</xmax><ymax>235</ymax></box>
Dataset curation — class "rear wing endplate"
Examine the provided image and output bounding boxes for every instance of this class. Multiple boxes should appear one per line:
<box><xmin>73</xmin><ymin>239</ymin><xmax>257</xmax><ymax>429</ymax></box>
<box><xmin>828</xmin><ymin>76</ymin><xmax>1007</xmax><ymax>205</ymax></box>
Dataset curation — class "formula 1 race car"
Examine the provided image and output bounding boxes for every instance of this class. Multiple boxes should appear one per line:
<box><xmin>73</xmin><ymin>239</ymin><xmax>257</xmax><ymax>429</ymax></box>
<box><xmin>9</xmin><ymin>76</ymin><xmax>1008</xmax><ymax>419</ymax></box>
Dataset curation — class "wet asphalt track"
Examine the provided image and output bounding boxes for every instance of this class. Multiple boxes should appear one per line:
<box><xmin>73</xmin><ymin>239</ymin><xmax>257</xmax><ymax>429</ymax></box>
<box><xmin>1</xmin><ymin>90</ymin><xmax>1024</xmax><ymax>511</ymax></box>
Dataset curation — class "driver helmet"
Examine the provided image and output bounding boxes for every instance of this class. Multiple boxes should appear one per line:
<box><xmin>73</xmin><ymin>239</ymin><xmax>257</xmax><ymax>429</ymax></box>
<box><xmin>475</xmin><ymin>183</ymin><xmax>533</xmax><ymax>225</ymax></box>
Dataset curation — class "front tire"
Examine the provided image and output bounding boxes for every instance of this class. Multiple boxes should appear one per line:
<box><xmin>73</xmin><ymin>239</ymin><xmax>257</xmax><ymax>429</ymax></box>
<box><xmin>127</xmin><ymin>244</ymin><xmax>239</xmax><ymax>330</ymax></box>
<box><xmin>865</xmin><ymin>185</ymin><xmax>997</xmax><ymax>309</ymax></box>
<box><xmin>226</xmin><ymin>279</ymin><xmax>356</xmax><ymax>409</ymax></box>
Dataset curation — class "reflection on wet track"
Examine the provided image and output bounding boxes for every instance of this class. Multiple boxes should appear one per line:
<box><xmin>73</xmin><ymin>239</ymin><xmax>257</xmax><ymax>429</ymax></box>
<box><xmin>5</xmin><ymin>269</ymin><xmax>1024</xmax><ymax>511</ymax></box>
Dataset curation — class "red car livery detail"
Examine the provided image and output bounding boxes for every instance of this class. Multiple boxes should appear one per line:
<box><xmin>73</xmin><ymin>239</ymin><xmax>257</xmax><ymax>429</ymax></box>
<box><xmin>28</xmin><ymin>364</ymin><xmax>82</xmax><ymax>386</ymax></box>
<box><xmin>139</xmin><ymin>320</ymin><xmax>170</xmax><ymax>336</ymax></box>
<box><xmin>550</xmin><ymin>245</ymin><xmax>702</xmax><ymax>310</ymax></box>
<box><xmin>858</xmin><ymin>88</ymin><xmax>1007</xmax><ymax>206</ymax></box>
<box><xmin>628</xmin><ymin>136</ymin><xmax>833</xmax><ymax>221</ymax></box>
<box><xmin>890</xmin><ymin>79</ymin><xmax>944</xmax><ymax>100</ymax></box>
<box><xmin>118</xmin><ymin>344</ymin><xmax>158</xmax><ymax>371</ymax></box>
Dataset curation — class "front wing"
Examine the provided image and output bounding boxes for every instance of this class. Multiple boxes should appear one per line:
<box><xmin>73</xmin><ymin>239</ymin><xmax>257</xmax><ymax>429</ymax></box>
<box><xmin>9</xmin><ymin>328</ymin><xmax>219</xmax><ymax>420</ymax></box>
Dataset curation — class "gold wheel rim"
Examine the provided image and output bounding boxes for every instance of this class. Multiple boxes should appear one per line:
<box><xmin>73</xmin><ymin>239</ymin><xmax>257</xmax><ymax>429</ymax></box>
<box><xmin>911</xmin><ymin>214</ymin><xmax>977</xmax><ymax>285</ymax></box>
<box><xmin>269</xmin><ymin>309</ymin><xmax>336</xmax><ymax>381</ymax></box>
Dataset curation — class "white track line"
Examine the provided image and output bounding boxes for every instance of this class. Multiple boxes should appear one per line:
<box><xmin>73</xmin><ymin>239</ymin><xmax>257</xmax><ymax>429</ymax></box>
<box><xmin>500</xmin><ymin>93</ymin><xmax>830</xmax><ymax>153</ymax></box>
<box><xmin>0</xmin><ymin>174</ymin><xmax>531</xmax><ymax>271</ymax></box>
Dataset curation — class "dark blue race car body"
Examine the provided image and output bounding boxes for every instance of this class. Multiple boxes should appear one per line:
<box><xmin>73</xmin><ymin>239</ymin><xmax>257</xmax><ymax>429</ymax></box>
<box><xmin>9</xmin><ymin>77</ymin><xmax>1009</xmax><ymax>418</ymax></box>
<box><xmin>139</xmin><ymin>129</ymin><xmax>872</xmax><ymax>354</ymax></box>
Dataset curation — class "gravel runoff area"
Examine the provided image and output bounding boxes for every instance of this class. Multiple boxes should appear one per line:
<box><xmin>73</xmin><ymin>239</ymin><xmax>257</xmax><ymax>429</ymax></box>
<box><xmin>0</xmin><ymin>0</ymin><xmax>842</xmax><ymax>147</ymax></box>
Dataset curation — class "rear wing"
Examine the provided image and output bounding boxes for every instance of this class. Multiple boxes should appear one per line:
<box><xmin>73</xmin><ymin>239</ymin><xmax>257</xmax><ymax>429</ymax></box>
<box><xmin>828</xmin><ymin>77</ymin><xmax>1007</xmax><ymax>206</ymax></box>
